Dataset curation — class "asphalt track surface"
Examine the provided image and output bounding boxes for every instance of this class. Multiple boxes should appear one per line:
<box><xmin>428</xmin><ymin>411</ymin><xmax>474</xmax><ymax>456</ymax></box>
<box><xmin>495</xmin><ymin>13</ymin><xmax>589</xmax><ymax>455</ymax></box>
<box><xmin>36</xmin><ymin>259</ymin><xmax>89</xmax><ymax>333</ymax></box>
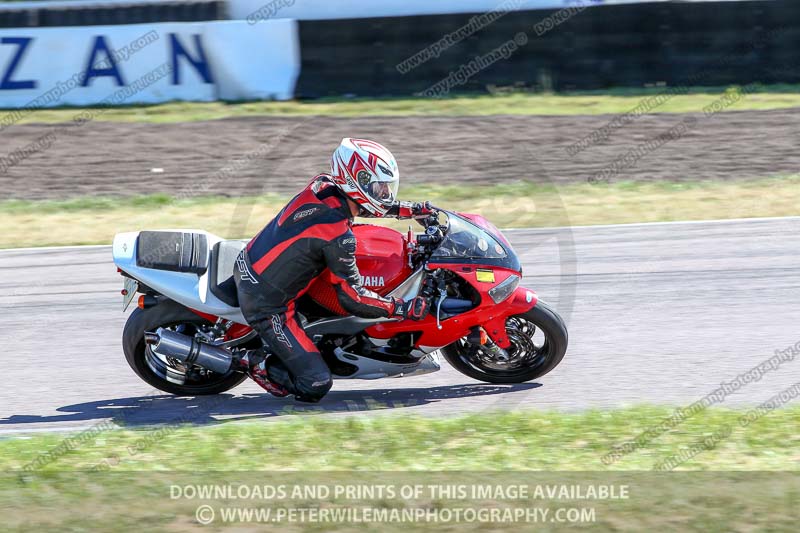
<box><xmin>1</xmin><ymin>217</ymin><xmax>798</xmax><ymax>434</ymax></box>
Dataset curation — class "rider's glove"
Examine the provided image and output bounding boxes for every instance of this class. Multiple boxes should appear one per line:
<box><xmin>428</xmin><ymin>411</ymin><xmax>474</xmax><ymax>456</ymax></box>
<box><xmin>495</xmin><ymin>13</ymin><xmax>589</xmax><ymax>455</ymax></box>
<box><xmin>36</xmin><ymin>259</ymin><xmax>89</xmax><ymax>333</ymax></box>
<box><xmin>411</xmin><ymin>201</ymin><xmax>433</xmax><ymax>218</ymax></box>
<box><xmin>393</xmin><ymin>297</ymin><xmax>430</xmax><ymax>321</ymax></box>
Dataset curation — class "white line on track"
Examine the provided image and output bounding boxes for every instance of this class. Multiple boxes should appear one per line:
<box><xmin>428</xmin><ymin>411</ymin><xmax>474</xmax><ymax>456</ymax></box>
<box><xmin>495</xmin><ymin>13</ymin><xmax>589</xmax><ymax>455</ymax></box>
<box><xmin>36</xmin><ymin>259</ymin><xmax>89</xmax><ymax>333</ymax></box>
<box><xmin>503</xmin><ymin>215</ymin><xmax>800</xmax><ymax>232</ymax></box>
<box><xmin>0</xmin><ymin>424</ymin><xmax>118</xmax><ymax>437</ymax></box>
<box><xmin>0</xmin><ymin>244</ymin><xmax>110</xmax><ymax>254</ymax></box>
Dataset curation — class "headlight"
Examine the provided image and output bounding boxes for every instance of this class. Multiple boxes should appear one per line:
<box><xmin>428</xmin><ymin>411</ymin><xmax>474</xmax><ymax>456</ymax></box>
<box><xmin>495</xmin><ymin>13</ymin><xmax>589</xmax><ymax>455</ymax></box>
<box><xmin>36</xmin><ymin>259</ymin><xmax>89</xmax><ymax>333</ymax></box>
<box><xmin>488</xmin><ymin>274</ymin><xmax>520</xmax><ymax>304</ymax></box>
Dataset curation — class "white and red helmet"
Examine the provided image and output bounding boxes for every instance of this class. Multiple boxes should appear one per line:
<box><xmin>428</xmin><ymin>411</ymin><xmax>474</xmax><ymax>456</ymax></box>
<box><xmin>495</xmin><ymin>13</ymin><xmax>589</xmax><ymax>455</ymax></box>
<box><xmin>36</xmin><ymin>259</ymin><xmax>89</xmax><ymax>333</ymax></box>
<box><xmin>330</xmin><ymin>138</ymin><xmax>399</xmax><ymax>217</ymax></box>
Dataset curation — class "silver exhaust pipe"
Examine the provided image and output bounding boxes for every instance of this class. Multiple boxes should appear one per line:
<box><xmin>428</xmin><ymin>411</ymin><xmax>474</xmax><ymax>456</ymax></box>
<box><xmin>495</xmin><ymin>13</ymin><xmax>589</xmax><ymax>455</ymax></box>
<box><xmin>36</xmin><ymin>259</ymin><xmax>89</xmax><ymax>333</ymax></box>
<box><xmin>145</xmin><ymin>327</ymin><xmax>234</xmax><ymax>374</ymax></box>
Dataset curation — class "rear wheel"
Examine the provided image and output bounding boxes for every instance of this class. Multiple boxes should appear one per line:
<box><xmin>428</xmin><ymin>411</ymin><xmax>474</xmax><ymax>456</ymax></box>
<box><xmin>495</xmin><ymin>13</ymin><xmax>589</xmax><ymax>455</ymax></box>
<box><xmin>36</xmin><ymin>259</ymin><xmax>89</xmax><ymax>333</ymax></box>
<box><xmin>122</xmin><ymin>300</ymin><xmax>248</xmax><ymax>395</ymax></box>
<box><xmin>441</xmin><ymin>301</ymin><xmax>568</xmax><ymax>384</ymax></box>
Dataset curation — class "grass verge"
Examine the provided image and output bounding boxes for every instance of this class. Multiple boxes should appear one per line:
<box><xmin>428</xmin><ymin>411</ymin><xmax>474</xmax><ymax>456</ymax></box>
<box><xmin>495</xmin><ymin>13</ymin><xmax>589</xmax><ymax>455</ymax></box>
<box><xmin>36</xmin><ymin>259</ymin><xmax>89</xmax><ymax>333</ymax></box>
<box><xmin>4</xmin><ymin>84</ymin><xmax>800</xmax><ymax>124</ymax></box>
<box><xmin>2</xmin><ymin>177</ymin><xmax>799</xmax><ymax>248</ymax></box>
<box><xmin>1</xmin><ymin>408</ymin><xmax>799</xmax><ymax>530</ymax></box>
<box><xmin>3</xmin><ymin>406</ymin><xmax>799</xmax><ymax>472</ymax></box>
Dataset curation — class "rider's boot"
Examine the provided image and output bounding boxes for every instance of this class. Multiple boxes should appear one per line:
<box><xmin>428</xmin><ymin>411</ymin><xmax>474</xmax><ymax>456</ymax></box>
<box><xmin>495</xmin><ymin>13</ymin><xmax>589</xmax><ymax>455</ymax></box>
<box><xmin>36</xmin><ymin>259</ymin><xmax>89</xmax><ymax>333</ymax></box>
<box><xmin>234</xmin><ymin>349</ymin><xmax>290</xmax><ymax>398</ymax></box>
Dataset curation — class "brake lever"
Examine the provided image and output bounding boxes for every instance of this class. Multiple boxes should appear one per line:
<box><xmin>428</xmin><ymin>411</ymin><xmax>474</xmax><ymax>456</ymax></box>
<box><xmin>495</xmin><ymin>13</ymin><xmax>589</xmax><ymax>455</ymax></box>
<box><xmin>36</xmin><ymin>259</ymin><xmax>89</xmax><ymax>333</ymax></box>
<box><xmin>416</xmin><ymin>205</ymin><xmax>441</xmax><ymax>227</ymax></box>
<box><xmin>435</xmin><ymin>287</ymin><xmax>446</xmax><ymax>330</ymax></box>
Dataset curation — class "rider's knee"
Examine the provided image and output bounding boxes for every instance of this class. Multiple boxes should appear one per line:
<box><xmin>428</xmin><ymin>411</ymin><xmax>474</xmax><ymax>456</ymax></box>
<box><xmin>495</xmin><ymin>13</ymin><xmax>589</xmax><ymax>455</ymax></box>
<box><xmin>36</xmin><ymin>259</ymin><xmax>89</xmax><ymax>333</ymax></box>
<box><xmin>294</xmin><ymin>371</ymin><xmax>332</xmax><ymax>403</ymax></box>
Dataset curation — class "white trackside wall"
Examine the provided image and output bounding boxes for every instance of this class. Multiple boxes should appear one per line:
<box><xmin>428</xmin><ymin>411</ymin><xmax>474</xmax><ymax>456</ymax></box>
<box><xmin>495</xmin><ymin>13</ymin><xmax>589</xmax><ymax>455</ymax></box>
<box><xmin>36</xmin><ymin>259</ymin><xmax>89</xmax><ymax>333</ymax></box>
<box><xmin>0</xmin><ymin>1</ymin><xmax>684</xmax><ymax>18</ymax></box>
<box><xmin>227</xmin><ymin>0</ymin><xmax>682</xmax><ymax>21</ymax></box>
<box><xmin>0</xmin><ymin>20</ymin><xmax>300</xmax><ymax>109</ymax></box>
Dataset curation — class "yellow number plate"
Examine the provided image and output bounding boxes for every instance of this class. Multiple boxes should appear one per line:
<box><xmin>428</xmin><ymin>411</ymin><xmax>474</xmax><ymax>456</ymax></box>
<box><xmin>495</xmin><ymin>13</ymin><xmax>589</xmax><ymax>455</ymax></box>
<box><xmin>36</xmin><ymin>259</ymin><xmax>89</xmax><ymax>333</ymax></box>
<box><xmin>476</xmin><ymin>269</ymin><xmax>495</xmax><ymax>283</ymax></box>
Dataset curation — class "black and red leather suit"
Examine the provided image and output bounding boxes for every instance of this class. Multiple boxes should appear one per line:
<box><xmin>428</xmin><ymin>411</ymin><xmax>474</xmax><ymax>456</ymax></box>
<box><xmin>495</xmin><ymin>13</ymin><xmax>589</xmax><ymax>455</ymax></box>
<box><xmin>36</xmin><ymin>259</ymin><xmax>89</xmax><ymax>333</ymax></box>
<box><xmin>234</xmin><ymin>174</ymin><xmax>423</xmax><ymax>402</ymax></box>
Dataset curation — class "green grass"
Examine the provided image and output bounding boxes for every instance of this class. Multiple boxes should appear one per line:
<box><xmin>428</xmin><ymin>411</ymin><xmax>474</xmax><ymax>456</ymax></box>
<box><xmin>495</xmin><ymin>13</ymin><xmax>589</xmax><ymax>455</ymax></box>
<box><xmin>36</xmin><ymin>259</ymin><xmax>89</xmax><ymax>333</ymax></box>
<box><xmin>3</xmin><ymin>177</ymin><xmax>800</xmax><ymax>248</ymax></box>
<box><xmin>5</xmin><ymin>84</ymin><xmax>800</xmax><ymax>124</ymax></box>
<box><xmin>4</xmin><ymin>406</ymin><xmax>800</xmax><ymax>472</ymax></box>
<box><xmin>1</xmin><ymin>408</ymin><xmax>798</xmax><ymax>530</ymax></box>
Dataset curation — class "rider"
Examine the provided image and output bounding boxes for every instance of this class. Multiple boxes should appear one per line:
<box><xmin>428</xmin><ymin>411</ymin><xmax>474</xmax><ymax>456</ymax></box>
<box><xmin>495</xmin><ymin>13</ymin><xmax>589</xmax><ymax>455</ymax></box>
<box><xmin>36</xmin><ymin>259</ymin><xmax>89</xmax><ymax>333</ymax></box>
<box><xmin>233</xmin><ymin>138</ymin><xmax>432</xmax><ymax>403</ymax></box>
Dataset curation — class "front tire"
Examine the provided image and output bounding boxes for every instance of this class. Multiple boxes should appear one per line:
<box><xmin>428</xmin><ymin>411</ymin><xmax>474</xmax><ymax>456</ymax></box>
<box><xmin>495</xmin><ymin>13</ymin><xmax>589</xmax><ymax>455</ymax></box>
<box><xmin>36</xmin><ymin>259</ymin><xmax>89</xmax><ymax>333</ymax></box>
<box><xmin>441</xmin><ymin>301</ymin><xmax>568</xmax><ymax>384</ymax></box>
<box><xmin>122</xmin><ymin>300</ymin><xmax>248</xmax><ymax>395</ymax></box>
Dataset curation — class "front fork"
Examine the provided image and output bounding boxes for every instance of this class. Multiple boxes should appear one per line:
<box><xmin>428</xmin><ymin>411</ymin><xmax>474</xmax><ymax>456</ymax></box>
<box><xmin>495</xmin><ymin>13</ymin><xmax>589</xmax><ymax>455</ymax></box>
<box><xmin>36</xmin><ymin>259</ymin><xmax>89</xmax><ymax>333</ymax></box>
<box><xmin>466</xmin><ymin>325</ymin><xmax>511</xmax><ymax>361</ymax></box>
<box><xmin>480</xmin><ymin>286</ymin><xmax>539</xmax><ymax>349</ymax></box>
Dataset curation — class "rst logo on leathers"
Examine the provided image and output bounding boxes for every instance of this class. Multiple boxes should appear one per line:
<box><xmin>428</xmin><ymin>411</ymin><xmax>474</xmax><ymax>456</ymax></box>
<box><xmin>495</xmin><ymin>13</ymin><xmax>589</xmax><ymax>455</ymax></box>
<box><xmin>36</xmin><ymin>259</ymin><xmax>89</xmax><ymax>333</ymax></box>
<box><xmin>235</xmin><ymin>252</ymin><xmax>259</xmax><ymax>284</ymax></box>
<box><xmin>360</xmin><ymin>275</ymin><xmax>385</xmax><ymax>287</ymax></box>
<box><xmin>292</xmin><ymin>207</ymin><xmax>318</xmax><ymax>221</ymax></box>
<box><xmin>271</xmin><ymin>315</ymin><xmax>292</xmax><ymax>347</ymax></box>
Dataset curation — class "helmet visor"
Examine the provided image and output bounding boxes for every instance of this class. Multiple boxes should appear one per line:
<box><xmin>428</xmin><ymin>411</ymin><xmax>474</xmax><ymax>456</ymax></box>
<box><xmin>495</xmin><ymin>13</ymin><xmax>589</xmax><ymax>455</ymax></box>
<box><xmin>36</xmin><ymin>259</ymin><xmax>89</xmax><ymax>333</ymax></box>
<box><xmin>358</xmin><ymin>169</ymin><xmax>398</xmax><ymax>206</ymax></box>
<box><xmin>367</xmin><ymin>180</ymin><xmax>398</xmax><ymax>205</ymax></box>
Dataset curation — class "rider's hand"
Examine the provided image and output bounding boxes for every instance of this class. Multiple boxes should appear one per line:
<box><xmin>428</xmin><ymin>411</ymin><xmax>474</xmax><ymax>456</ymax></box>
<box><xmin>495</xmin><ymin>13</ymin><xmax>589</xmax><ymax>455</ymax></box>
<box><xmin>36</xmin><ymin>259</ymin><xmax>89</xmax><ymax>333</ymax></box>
<box><xmin>393</xmin><ymin>297</ymin><xmax>430</xmax><ymax>321</ymax></box>
<box><xmin>411</xmin><ymin>201</ymin><xmax>433</xmax><ymax>218</ymax></box>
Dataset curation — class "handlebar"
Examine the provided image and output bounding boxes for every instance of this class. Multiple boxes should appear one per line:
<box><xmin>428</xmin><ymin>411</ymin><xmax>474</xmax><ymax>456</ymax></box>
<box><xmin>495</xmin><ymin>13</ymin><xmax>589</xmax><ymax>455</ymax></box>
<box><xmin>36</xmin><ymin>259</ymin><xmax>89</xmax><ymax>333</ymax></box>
<box><xmin>417</xmin><ymin>234</ymin><xmax>439</xmax><ymax>245</ymax></box>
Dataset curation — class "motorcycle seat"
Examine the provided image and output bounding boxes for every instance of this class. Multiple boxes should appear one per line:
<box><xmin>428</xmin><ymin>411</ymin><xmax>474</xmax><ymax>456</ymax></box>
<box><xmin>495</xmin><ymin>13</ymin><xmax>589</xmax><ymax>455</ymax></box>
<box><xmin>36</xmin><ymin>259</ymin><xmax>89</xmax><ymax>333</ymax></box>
<box><xmin>136</xmin><ymin>231</ymin><xmax>208</xmax><ymax>274</ymax></box>
<box><xmin>209</xmin><ymin>240</ymin><xmax>246</xmax><ymax>307</ymax></box>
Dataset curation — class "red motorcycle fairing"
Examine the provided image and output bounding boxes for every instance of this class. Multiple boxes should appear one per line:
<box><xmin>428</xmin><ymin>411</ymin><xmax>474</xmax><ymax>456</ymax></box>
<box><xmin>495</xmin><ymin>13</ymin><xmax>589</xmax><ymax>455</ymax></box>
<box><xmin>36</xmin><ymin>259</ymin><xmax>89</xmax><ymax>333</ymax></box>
<box><xmin>189</xmin><ymin>218</ymin><xmax>537</xmax><ymax>351</ymax></box>
<box><xmin>365</xmin><ymin>263</ymin><xmax>538</xmax><ymax>350</ymax></box>
<box><xmin>305</xmin><ymin>223</ymin><xmax>412</xmax><ymax>315</ymax></box>
<box><xmin>350</xmin><ymin>224</ymin><xmax>411</xmax><ymax>294</ymax></box>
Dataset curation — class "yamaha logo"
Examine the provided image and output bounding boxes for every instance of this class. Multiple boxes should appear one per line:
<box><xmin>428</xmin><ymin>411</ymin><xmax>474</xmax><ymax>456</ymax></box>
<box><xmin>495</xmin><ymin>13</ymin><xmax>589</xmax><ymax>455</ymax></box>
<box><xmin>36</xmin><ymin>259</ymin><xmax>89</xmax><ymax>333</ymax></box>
<box><xmin>360</xmin><ymin>275</ymin><xmax>385</xmax><ymax>287</ymax></box>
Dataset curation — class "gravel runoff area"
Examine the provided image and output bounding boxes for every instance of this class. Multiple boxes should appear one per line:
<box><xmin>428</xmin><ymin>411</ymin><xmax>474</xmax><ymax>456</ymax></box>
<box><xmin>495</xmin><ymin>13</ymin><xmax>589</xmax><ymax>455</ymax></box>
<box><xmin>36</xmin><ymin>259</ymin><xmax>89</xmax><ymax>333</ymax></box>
<box><xmin>1</xmin><ymin>108</ymin><xmax>798</xmax><ymax>200</ymax></box>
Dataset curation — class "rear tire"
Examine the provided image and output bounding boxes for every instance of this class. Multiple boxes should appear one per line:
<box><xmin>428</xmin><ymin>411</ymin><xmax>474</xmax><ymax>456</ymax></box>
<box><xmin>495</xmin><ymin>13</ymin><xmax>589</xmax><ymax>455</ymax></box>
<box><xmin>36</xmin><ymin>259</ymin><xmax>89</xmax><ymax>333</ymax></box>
<box><xmin>441</xmin><ymin>301</ymin><xmax>568</xmax><ymax>384</ymax></box>
<box><xmin>122</xmin><ymin>300</ymin><xmax>248</xmax><ymax>395</ymax></box>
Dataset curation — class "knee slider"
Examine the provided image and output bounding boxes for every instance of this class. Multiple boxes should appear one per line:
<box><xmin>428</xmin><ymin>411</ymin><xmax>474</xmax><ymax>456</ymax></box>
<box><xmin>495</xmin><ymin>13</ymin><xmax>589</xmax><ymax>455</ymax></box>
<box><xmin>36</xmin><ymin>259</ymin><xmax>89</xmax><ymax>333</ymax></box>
<box><xmin>294</xmin><ymin>372</ymin><xmax>332</xmax><ymax>402</ymax></box>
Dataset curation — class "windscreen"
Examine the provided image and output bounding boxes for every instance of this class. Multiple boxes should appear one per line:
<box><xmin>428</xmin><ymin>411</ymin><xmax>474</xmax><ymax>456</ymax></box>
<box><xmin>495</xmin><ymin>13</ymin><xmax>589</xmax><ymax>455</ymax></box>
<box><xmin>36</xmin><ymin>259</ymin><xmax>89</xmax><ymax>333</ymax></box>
<box><xmin>430</xmin><ymin>214</ymin><xmax>508</xmax><ymax>259</ymax></box>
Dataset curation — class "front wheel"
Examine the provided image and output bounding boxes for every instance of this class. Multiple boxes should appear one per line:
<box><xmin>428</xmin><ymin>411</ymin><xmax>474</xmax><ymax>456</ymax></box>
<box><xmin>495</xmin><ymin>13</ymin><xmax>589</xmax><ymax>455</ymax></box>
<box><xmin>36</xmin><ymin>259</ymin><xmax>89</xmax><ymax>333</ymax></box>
<box><xmin>122</xmin><ymin>300</ymin><xmax>248</xmax><ymax>395</ymax></box>
<box><xmin>441</xmin><ymin>301</ymin><xmax>568</xmax><ymax>384</ymax></box>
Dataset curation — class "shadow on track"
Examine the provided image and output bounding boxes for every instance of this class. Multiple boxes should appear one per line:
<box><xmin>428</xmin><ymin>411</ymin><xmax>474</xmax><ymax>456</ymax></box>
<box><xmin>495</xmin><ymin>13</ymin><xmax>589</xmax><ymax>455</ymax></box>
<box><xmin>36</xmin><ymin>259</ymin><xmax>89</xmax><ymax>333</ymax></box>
<box><xmin>0</xmin><ymin>382</ymin><xmax>541</xmax><ymax>428</ymax></box>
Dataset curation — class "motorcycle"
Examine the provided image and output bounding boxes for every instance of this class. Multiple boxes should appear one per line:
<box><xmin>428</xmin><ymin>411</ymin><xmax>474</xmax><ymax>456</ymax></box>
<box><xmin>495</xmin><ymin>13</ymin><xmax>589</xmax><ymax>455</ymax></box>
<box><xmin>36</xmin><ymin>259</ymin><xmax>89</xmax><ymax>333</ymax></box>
<box><xmin>112</xmin><ymin>207</ymin><xmax>568</xmax><ymax>396</ymax></box>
